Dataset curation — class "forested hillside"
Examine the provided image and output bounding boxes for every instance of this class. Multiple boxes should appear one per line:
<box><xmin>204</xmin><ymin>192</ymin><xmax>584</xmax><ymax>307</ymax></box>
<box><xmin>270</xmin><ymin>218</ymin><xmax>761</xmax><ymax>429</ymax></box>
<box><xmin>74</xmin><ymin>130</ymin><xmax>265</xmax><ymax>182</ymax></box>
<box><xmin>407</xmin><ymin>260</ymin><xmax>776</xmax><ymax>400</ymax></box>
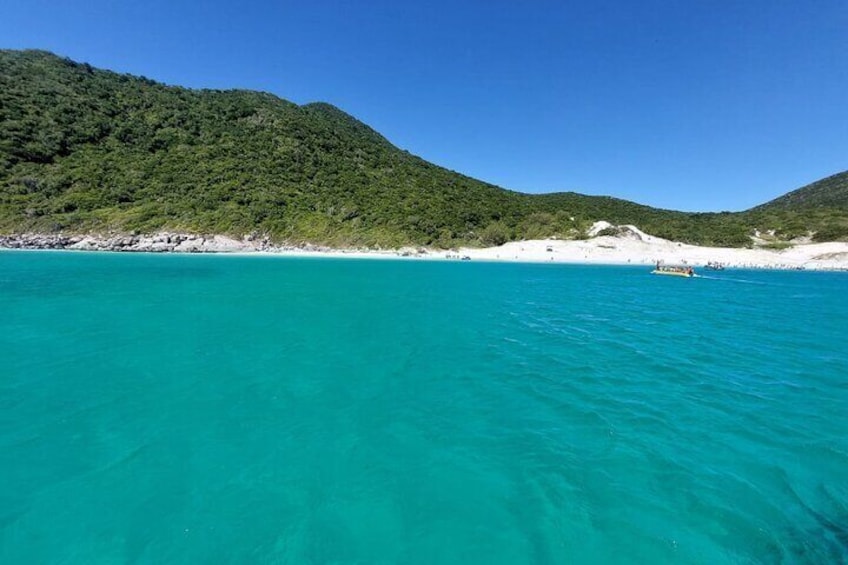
<box><xmin>1</xmin><ymin>50</ymin><xmax>846</xmax><ymax>246</ymax></box>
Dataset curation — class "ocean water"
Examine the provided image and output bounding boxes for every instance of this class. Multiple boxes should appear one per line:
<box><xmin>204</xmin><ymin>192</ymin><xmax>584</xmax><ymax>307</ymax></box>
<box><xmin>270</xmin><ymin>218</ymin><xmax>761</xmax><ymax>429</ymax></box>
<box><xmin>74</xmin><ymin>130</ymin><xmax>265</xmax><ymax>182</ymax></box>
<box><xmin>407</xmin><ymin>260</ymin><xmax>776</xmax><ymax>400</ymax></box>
<box><xmin>1</xmin><ymin>251</ymin><xmax>846</xmax><ymax>564</ymax></box>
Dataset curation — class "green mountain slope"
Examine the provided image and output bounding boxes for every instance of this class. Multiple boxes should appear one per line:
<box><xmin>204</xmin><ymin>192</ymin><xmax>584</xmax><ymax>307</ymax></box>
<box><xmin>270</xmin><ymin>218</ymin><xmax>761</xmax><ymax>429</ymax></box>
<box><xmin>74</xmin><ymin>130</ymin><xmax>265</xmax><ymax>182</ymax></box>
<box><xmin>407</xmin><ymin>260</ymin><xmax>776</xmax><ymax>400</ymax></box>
<box><xmin>745</xmin><ymin>171</ymin><xmax>848</xmax><ymax>242</ymax></box>
<box><xmin>0</xmin><ymin>50</ymin><xmax>526</xmax><ymax>246</ymax></box>
<box><xmin>753</xmin><ymin>171</ymin><xmax>848</xmax><ymax>210</ymax></box>
<box><xmin>1</xmin><ymin>49</ymin><xmax>846</xmax><ymax>246</ymax></box>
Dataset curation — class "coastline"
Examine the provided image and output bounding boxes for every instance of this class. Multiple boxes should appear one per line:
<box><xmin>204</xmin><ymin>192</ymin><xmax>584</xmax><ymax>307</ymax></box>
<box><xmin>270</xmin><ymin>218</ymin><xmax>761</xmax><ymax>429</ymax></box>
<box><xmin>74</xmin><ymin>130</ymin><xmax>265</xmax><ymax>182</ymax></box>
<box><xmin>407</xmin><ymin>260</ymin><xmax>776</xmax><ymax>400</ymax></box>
<box><xmin>1</xmin><ymin>231</ymin><xmax>847</xmax><ymax>271</ymax></box>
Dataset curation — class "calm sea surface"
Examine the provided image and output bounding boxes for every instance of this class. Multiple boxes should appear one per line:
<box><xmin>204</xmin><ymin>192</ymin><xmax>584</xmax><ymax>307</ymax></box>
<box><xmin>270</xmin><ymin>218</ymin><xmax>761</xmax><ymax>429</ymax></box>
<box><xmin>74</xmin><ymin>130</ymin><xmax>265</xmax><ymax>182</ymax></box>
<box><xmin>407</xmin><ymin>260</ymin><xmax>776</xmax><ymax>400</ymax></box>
<box><xmin>1</xmin><ymin>251</ymin><xmax>846</xmax><ymax>564</ymax></box>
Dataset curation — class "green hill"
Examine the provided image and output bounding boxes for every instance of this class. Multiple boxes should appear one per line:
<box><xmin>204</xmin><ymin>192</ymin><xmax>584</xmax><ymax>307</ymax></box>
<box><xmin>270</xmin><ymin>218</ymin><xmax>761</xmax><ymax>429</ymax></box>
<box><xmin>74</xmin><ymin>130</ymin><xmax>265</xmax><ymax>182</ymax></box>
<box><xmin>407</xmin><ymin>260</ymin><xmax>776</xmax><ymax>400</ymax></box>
<box><xmin>753</xmin><ymin>171</ymin><xmax>848</xmax><ymax>210</ymax></box>
<box><xmin>745</xmin><ymin>171</ymin><xmax>848</xmax><ymax>242</ymax></box>
<box><xmin>1</xmin><ymin>49</ymin><xmax>846</xmax><ymax>246</ymax></box>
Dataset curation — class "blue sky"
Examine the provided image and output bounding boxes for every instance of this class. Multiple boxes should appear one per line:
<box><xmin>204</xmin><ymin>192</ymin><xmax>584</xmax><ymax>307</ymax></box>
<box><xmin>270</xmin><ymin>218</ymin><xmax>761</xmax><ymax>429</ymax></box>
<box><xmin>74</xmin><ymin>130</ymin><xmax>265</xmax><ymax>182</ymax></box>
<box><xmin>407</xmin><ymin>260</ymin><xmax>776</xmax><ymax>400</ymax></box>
<box><xmin>3</xmin><ymin>0</ymin><xmax>846</xmax><ymax>211</ymax></box>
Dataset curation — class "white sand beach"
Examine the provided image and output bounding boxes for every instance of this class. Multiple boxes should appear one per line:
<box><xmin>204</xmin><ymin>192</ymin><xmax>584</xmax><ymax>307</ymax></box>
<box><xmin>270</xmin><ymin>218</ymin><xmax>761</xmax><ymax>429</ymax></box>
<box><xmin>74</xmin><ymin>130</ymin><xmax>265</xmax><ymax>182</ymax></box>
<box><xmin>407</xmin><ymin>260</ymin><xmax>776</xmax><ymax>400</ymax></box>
<box><xmin>453</xmin><ymin>237</ymin><xmax>848</xmax><ymax>270</ymax></box>
<box><xmin>452</xmin><ymin>224</ymin><xmax>848</xmax><ymax>270</ymax></box>
<box><xmin>2</xmin><ymin>225</ymin><xmax>848</xmax><ymax>270</ymax></box>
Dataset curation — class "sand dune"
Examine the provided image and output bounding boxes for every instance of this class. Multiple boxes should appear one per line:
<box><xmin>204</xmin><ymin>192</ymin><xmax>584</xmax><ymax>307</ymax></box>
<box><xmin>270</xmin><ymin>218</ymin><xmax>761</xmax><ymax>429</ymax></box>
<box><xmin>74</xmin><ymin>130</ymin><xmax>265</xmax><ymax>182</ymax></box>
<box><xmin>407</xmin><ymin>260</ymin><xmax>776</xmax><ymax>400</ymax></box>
<box><xmin>455</xmin><ymin>236</ymin><xmax>848</xmax><ymax>270</ymax></box>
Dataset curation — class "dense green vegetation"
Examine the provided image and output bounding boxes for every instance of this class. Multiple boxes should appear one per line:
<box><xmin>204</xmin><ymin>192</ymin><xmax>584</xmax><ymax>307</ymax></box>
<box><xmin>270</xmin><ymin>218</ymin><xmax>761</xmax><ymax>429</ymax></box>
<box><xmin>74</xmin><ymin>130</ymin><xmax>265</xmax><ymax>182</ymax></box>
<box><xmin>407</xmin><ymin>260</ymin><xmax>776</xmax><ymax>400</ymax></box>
<box><xmin>1</xmin><ymin>49</ymin><xmax>846</xmax><ymax>247</ymax></box>
<box><xmin>754</xmin><ymin>171</ymin><xmax>848</xmax><ymax>210</ymax></box>
<box><xmin>749</xmin><ymin>171</ymin><xmax>848</xmax><ymax>242</ymax></box>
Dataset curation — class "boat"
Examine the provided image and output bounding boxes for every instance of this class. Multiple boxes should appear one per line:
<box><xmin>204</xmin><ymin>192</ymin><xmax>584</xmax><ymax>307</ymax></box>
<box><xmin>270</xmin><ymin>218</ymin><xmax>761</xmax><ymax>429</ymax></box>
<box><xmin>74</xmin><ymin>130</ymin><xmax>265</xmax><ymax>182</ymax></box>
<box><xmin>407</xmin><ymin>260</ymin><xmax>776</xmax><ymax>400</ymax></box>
<box><xmin>651</xmin><ymin>265</ymin><xmax>695</xmax><ymax>277</ymax></box>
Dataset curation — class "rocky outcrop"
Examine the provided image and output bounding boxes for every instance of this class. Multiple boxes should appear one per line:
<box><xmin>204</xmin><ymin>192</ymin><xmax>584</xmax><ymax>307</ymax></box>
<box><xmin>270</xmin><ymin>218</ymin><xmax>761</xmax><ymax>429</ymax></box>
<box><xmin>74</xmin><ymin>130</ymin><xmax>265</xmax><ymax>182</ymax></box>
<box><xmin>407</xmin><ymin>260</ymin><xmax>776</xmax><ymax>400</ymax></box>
<box><xmin>0</xmin><ymin>232</ymin><xmax>286</xmax><ymax>253</ymax></box>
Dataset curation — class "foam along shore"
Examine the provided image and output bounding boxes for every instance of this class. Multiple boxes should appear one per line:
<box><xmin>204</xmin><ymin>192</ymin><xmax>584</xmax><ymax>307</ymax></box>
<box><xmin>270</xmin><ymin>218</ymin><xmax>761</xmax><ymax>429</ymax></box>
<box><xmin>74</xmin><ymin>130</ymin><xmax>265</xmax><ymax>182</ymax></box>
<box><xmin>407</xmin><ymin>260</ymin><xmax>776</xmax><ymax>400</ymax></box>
<box><xmin>1</xmin><ymin>228</ymin><xmax>847</xmax><ymax>271</ymax></box>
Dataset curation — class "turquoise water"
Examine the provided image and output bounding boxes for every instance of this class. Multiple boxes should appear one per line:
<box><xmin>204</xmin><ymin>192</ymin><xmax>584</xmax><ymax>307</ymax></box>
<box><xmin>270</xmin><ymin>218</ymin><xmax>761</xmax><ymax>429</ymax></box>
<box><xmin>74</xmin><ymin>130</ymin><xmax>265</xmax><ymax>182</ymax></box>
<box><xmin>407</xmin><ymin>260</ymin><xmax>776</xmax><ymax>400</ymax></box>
<box><xmin>1</xmin><ymin>251</ymin><xmax>846</xmax><ymax>564</ymax></box>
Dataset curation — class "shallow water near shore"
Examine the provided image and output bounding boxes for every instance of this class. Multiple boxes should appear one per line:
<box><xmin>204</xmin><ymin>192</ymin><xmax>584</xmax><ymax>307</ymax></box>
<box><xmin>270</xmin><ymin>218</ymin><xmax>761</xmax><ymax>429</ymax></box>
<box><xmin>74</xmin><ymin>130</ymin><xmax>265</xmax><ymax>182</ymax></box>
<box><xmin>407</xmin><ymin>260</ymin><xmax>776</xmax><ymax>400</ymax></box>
<box><xmin>1</xmin><ymin>251</ymin><xmax>846</xmax><ymax>563</ymax></box>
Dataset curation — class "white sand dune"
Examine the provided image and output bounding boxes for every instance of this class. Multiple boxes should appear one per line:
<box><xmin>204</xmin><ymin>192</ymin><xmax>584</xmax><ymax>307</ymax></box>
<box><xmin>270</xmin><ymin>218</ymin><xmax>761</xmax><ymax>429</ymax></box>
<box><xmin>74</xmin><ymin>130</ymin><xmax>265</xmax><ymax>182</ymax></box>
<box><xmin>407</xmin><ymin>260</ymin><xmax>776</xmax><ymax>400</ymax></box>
<box><xmin>451</xmin><ymin>221</ymin><xmax>848</xmax><ymax>270</ymax></box>
<box><xmin>443</xmin><ymin>221</ymin><xmax>847</xmax><ymax>270</ymax></box>
<box><xmin>454</xmin><ymin>237</ymin><xmax>848</xmax><ymax>270</ymax></box>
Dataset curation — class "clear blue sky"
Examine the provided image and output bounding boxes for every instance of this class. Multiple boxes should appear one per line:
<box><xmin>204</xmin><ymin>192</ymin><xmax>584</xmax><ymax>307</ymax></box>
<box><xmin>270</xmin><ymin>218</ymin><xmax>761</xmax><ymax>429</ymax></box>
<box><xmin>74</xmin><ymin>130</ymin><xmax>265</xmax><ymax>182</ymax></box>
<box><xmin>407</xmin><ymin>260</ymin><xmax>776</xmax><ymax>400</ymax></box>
<box><xmin>3</xmin><ymin>0</ymin><xmax>846</xmax><ymax>211</ymax></box>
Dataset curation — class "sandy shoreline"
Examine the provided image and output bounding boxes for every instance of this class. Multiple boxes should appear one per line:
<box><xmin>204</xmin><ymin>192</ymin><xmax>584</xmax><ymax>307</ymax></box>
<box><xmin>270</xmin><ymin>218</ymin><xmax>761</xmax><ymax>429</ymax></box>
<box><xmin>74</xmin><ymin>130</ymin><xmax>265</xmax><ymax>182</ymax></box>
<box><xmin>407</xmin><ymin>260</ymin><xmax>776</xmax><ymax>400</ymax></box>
<box><xmin>456</xmin><ymin>237</ymin><xmax>848</xmax><ymax>270</ymax></box>
<box><xmin>1</xmin><ymin>230</ymin><xmax>847</xmax><ymax>271</ymax></box>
